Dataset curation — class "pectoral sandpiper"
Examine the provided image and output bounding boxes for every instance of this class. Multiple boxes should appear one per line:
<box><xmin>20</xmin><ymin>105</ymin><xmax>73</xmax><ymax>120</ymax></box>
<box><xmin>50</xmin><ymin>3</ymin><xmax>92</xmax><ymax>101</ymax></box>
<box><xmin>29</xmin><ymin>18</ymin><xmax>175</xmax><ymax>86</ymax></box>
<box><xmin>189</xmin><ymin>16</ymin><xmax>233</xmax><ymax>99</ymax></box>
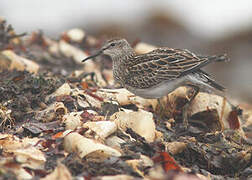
<box><xmin>82</xmin><ymin>38</ymin><xmax>229</xmax><ymax>128</ymax></box>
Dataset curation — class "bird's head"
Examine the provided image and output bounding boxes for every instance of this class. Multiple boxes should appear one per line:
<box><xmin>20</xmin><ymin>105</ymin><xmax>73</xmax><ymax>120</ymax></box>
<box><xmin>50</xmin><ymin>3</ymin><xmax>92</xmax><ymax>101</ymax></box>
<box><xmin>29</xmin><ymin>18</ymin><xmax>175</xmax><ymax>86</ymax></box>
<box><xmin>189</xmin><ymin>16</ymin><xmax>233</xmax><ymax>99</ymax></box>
<box><xmin>82</xmin><ymin>38</ymin><xmax>133</xmax><ymax>62</ymax></box>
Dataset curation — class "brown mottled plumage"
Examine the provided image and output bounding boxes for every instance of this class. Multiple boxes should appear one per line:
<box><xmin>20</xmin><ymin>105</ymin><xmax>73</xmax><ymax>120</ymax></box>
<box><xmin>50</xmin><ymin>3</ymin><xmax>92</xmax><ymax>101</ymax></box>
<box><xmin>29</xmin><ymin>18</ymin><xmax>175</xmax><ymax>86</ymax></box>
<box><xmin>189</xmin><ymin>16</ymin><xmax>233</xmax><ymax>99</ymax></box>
<box><xmin>82</xmin><ymin>38</ymin><xmax>228</xmax><ymax>99</ymax></box>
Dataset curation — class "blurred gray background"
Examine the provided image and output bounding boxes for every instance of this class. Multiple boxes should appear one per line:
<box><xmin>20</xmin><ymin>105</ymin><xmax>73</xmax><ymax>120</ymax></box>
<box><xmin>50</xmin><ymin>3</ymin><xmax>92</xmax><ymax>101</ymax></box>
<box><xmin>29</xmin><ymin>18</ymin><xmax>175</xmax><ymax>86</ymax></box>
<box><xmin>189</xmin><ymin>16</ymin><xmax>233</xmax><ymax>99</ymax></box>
<box><xmin>1</xmin><ymin>0</ymin><xmax>252</xmax><ymax>102</ymax></box>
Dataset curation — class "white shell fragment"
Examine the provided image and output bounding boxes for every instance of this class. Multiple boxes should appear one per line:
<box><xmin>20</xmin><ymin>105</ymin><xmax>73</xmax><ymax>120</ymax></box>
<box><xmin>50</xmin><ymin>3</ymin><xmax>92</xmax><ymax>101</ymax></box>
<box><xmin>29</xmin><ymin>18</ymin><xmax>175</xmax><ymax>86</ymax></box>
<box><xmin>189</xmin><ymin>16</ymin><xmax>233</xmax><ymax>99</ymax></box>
<box><xmin>59</xmin><ymin>40</ymin><xmax>88</xmax><ymax>63</ymax></box>
<box><xmin>105</xmin><ymin>135</ymin><xmax>126</xmax><ymax>149</ymax></box>
<box><xmin>46</xmin><ymin>38</ymin><xmax>61</xmax><ymax>57</ymax></box>
<box><xmin>62</xmin><ymin>112</ymin><xmax>82</xmax><ymax>130</ymax></box>
<box><xmin>66</xmin><ymin>28</ymin><xmax>85</xmax><ymax>43</ymax></box>
<box><xmin>35</xmin><ymin>102</ymin><xmax>67</xmax><ymax>122</ymax></box>
<box><xmin>126</xmin><ymin>154</ymin><xmax>154</xmax><ymax>177</ymax></box>
<box><xmin>165</xmin><ymin>141</ymin><xmax>187</xmax><ymax>155</ymax></box>
<box><xmin>45</xmin><ymin>83</ymin><xmax>71</xmax><ymax>102</ymax></box>
<box><xmin>14</xmin><ymin>147</ymin><xmax>46</xmax><ymax>169</ymax></box>
<box><xmin>0</xmin><ymin>50</ymin><xmax>39</xmax><ymax>73</ymax></box>
<box><xmin>157</xmin><ymin>86</ymin><xmax>190</xmax><ymax>114</ymax></box>
<box><xmin>35</xmin><ymin>103</ymin><xmax>56</xmax><ymax>122</ymax></box>
<box><xmin>0</xmin><ymin>134</ymin><xmax>46</xmax><ymax>170</ymax></box>
<box><xmin>161</xmin><ymin>86</ymin><xmax>242</xmax><ymax>132</ymax></box>
<box><xmin>96</xmin><ymin>88</ymin><xmax>156</xmax><ymax>108</ymax></box>
<box><xmin>41</xmin><ymin>163</ymin><xmax>72</xmax><ymax>180</ymax></box>
<box><xmin>112</xmin><ymin>110</ymin><xmax>156</xmax><ymax>142</ymax></box>
<box><xmin>83</xmin><ymin>121</ymin><xmax>117</xmax><ymax>139</ymax></box>
<box><xmin>102</xmin><ymin>69</ymin><xmax>114</xmax><ymax>86</ymax></box>
<box><xmin>241</xmin><ymin>104</ymin><xmax>252</xmax><ymax>127</ymax></box>
<box><xmin>54</xmin><ymin>102</ymin><xmax>68</xmax><ymax>116</ymax></box>
<box><xmin>53</xmin><ymin>83</ymin><xmax>72</xmax><ymax>96</ymax></box>
<box><xmin>95</xmin><ymin>175</ymin><xmax>135</xmax><ymax>180</ymax></box>
<box><xmin>188</xmin><ymin>92</ymin><xmax>241</xmax><ymax>130</ymax></box>
<box><xmin>64</xmin><ymin>132</ymin><xmax>121</xmax><ymax>158</ymax></box>
<box><xmin>0</xmin><ymin>159</ymin><xmax>33</xmax><ymax>180</ymax></box>
<box><xmin>134</xmin><ymin>42</ymin><xmax>157</xmax><ymax>54</ymax></box>
<box><xmin>76</xmin><ymin>91</ymin><xmax>103</xmax><ymax>109</ymax></box>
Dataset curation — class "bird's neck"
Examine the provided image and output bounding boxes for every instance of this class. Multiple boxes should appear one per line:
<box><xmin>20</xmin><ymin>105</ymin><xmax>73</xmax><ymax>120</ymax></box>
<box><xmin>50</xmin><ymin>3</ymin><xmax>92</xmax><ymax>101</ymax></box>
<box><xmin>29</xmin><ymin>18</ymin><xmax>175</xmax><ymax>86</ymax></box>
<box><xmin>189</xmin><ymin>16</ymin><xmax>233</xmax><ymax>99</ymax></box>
<box><xmin>112</xmin><ymin>48</ymin><xmax>135</xmax><ymax>67</ymax></box>
<box><xmin>112</xmin><ymin>54</ymin><xmax>128</xmax><ymax>72</ymax></box>
<box><xmin>112</xmin><ymin>51</ymin><xmax>135</xmax><ymax>86</ymax></box>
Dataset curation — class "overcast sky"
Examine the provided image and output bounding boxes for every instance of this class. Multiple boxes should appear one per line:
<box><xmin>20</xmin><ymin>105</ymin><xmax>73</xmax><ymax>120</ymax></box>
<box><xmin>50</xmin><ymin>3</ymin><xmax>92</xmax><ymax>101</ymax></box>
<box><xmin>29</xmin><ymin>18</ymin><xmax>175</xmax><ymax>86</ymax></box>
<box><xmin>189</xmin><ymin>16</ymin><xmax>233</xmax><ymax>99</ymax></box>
<box><xmin>1</xmin><ymin>0</ymin><xmax>252</xmax><ymax>38</ymax></box>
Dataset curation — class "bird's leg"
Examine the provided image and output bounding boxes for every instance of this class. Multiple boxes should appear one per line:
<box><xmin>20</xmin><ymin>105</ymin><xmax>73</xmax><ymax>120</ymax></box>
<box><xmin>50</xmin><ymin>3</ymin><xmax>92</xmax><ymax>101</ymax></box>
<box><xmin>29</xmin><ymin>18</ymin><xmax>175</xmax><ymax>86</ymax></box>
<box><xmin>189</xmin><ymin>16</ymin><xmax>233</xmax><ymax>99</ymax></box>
<box><xmin>182</xmin><ymin>85</ymin><xmax>200</xmax><ymax>129</ymax></box>
<box><xmin>157</xmin><ymin>98</ymin><xmax>163</xmax><ymax>113</ymax></box>
<box><xmin>157</xmin><ymin>98</ymin><xmax>168</xmax><ymax>120</ymax></box>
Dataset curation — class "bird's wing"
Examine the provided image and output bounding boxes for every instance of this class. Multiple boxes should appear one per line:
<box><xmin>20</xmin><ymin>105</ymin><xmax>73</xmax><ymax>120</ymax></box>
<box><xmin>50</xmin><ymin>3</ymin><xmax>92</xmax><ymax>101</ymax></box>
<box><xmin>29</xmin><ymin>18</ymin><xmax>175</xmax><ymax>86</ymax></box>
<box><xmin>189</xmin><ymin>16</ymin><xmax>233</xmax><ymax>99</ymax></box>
<box><xmin>150</xmin><ymin>48</ymin><xmax>215</xmax><ymax>76</ymax></box>
<box><xmin>124</xmin><ymin>48</ymin><xmax>193</xmax><ymax>89</ymax></box>
<box><xmin>125</xmin><ymin>48</ymin><xmax>227</xmax><ymax>89</ymax></box>
<box><xmin>129</xmin><ymin>48</ymin><xmax>210</xmax><ymax>79</ymax></box>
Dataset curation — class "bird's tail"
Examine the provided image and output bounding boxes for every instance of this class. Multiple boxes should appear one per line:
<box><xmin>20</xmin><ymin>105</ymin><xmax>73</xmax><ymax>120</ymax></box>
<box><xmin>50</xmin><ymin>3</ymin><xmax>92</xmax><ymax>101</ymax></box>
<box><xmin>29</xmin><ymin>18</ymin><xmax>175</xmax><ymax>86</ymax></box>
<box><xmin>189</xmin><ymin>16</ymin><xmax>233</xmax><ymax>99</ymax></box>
<box><xmin>197</xmin><ymin>69</ymin><xmax>226</xmax><ymax>91</ymax></box>
<box><xmin>199</xmin><ymin>53</ymin><xmax>230</xmax><ymax>63</ymax></box>
<box><xmin>205</xmin><ymin>76</ymin><xmax>226</xmax><ymax>91</ymax></box>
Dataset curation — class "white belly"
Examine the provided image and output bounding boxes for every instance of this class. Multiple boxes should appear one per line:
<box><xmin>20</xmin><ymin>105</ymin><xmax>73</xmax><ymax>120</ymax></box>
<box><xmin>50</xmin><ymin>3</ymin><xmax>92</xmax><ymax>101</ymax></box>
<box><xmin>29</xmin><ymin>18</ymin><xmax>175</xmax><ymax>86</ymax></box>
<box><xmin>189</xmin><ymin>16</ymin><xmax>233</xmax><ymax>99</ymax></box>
<box><xmin>126</xmin><ymin>76</ymin><xmax>187</xmax><ymax>99</ymax></box>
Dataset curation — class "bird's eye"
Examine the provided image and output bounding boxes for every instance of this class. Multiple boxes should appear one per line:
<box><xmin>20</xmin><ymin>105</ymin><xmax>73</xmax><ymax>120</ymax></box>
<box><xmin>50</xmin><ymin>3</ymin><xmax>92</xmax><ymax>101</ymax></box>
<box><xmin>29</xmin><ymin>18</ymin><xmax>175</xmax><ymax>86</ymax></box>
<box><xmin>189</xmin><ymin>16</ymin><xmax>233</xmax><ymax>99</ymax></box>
<box><xmin>110</xmin><ymin>43</ymin><xmax>116</xmax><ymax>47</ymax></box>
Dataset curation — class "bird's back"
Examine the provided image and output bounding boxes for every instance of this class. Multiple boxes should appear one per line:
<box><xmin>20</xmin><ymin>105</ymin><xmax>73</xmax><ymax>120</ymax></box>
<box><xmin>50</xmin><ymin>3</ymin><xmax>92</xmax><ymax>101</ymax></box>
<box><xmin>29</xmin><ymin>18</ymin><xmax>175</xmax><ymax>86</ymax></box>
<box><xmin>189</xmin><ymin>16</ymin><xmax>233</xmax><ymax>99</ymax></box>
<box><xmin>122</xmin><ymin>48</ymin><xmax>227</xmax><ymax>90</ymax></box>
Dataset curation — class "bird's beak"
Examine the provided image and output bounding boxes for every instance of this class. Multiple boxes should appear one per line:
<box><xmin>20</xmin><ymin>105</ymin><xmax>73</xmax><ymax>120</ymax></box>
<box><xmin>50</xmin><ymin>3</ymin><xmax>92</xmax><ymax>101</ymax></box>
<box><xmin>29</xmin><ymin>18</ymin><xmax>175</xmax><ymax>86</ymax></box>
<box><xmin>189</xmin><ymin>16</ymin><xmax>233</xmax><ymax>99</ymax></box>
<box><xmin>82</xmin><ymin>50</ymin><xmax>102</xmax><ymax>62</ymax></box>
<box><xmin>82</xmin><ymin>46</ymin><xmax>109</xmax><ymax>62</ymax></box>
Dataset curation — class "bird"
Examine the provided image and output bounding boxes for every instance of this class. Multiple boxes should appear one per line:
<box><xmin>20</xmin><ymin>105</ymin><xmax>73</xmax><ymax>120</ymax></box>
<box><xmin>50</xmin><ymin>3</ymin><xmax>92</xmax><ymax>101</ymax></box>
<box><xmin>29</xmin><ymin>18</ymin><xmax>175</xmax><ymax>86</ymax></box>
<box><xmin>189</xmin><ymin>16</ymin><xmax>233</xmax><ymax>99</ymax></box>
<box><xmin>82</xmin><ymin>38</ymin><xmax>229</xmax><ymax>127</ymax></box>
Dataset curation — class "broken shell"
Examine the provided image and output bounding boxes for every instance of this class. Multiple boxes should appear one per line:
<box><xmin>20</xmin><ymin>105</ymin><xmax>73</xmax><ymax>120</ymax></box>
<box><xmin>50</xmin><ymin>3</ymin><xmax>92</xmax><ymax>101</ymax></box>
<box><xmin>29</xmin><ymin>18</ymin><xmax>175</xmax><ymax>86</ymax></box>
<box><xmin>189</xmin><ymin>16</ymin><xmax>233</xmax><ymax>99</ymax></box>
<box><xmin>53</xmin><ymin>83</ymin><xmax>72</xmax><ymax>96</ymax></box>
<box><xmin>161</xmin><ymin>86</ymin><xmax>243</xmax><ymax>133</ymax></box>
<box><xmin>59</xmin><ymin>40</ymin><xmax>88</xmax><ymax>63</ymax></box>
<box><xmin>165</xmin><ymin>141</ymin><xmax>187</xmax><ymax>155</ymax></box>
<box><xmin>157</xmin><ymin>86</ymin><xmax>189</xmax><ymax>114</ymax></box>
<box><xmin>35</xmin><ymin>102</ymin><xmax>66</xmax><ymax>122</ymax></box>
<box><xmin>140</xmin><ymin>154</ymin><xmax>154</xmax><ymax>167</ymax></box>
<box><xmin>126</xmin><ymin>159</ymin><xmax>144</xmax><ymax>177</ymax></box>
<box><xmin>112</xmin><ymin>110</ymin><xmax>156</xmax><ymax>142</ymax></box>
<box><xmin>14</xmin><ymin>147</ymin><xmax>46</xmax><ymax>169</ymax></box>
<box><xmin>77</xmin><ymin>57</ymin><xmax>109</xmax><ymax>86</ymax></box>
<box><xmin>54</xmin><ymin>102</ymin><xmax>68</xmax><ymax>116</ymax></box>
<box><xmin>134</xmin><ymin>42</ymin><xmax>157</xmax><ymax>54</ymax></box>
<box><xmin>0</xmin><ymin>107</ymin><xmax>14</xmax><ymax>129</ymax></box>
<box><xmin>64</xmin><ymin>132</ymin><xmax>121</xmax><ymax>158</ymax></box>
<box><xmin>0</xmin><ymin>159</ymin><xmax>33</xmax><ymax>180</ymax></box>
<box><xmin>102</xmin><ymin>69</ymin><xmax>114</xmax><ymax>86</ymax></box>
<box><xmin>82</xmin><ymin>59</ymin><xmax>96</xmax><ymax>73</ymax></box>
<box><xmin>41</xmin><ymin>163</ymin><xmax>72</xmax><ymax>180</ymax></box>
<box><xmin>126</xmin><ymin>154</ymin><xmax>154</xmax><ymax>178</ymax></box>
<box><xmin>188</xmin><ymin>92</ymin><xmax>241</xmax><ymax>131</ymax></box>
<box><xmin>96</xmin><ymin>88</ymin><xmax>155</xmax><ymax>108</ymax></box>
<box><xmin>92</xmin><ymin>70</ymin><xmax>108</xmax><ymax>87</ymax></box>
<box><xmin>85</xmin><ymin>35</ymin><xmax>98</xmax><ymax>46</ymax></box>
<box><xmin>46</xmin><ymin>38</ymin><xmax>61</xmax><ymax>57</ymax></box>
<box><xmin>0</xmin><ymin>50</ymin><xmax>39</xmax><ymax>73</ymax></box>
<box><xmin>83</xmin><ymin>121</ymin><xmax>117</xmax><ymax>139</ymax></box>
<box><xmin>73</xmin><ymin>86</ymin><xmax>104</xmax><ymax>109</ymax></box>
<box><xmin>105</xmin><ymin>135</ymin><xmax>126</xmax><ymax>149</ymax></box>
<box><xmin>66</xmin><ymin>28</ymin><xmax>85</xmax><ymax>43</ymax></box>
<box><xmin>0</xmin><ymin>134</ymin><xmax>46</xmax><ymax>169</ymax></box>
<box><xmin>46</xmin><ymin>83</ymin><xmax>71</xmax><ymax>102</ymax></box>
<box><xmin>0</xmin><ymin>134</ymin><xmax>39</xmax><ymax>151</ymax></box>
<box><xmin>240</xmin><ymin>103</ymin><xmax>252</xmax><ymax>127</ymax></box>
<box><xmin>62</xmin><ymin>112</ymin><xmax>82</xmax><ymax>130</ymax></box>
<box><xmin>35</xmin><ymin>103</ymin><xmax>55</xmax><ymax>122</ymax></box>
<box><xmin>95</xmin><ymin>175</ymin><xmax>135</xmax><ymax>180</ymax></box>
<box><xmin>167</xmin><ymin>86</ymin><xmax>189</xmax><ymax>105</ymax></box>
<box><xmin>79</xmin><ymin>92</ymin><xmax>103</xmax><ymax>109</ymax></box>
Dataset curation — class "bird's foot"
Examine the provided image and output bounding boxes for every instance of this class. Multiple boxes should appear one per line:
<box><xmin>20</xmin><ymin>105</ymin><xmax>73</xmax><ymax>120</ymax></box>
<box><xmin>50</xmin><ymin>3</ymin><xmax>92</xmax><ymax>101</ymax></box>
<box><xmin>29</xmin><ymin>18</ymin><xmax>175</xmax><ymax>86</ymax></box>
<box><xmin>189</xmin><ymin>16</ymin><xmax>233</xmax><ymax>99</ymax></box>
<box><xmin>181</xmin><ymin>85</ymin><xmax>200</xmax><ymax>130</ymax></box>
<box><xmin>182</xmin><ymin>103</ymin><xmax>189</xmax><ymax>130</ymax></box>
